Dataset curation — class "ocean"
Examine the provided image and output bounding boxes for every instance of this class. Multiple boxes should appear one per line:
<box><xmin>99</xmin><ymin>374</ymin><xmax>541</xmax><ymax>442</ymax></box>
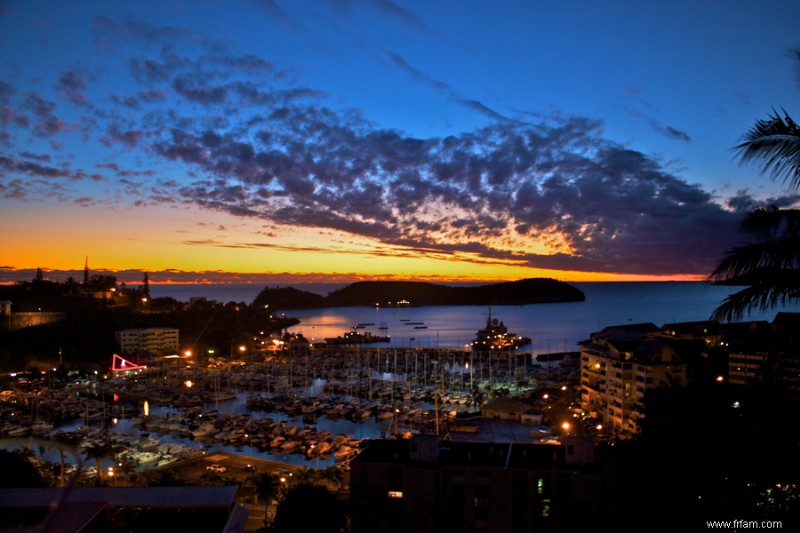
<box><xmin>149</xmin><ymin>282</ymin><xmax>800</xmax><ymax>354</ymax></box>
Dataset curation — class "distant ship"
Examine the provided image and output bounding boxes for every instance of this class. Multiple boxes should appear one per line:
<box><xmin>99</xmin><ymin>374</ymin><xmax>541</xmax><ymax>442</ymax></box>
<box><xmin>324</xmin><ymin>328</ymin><xmax>391</xmax><ymax>346</ymax></box>
<box><xmin>471</xmin><ymin>309</ymin><xmax>531</xmax><ymax>351</ymax></box>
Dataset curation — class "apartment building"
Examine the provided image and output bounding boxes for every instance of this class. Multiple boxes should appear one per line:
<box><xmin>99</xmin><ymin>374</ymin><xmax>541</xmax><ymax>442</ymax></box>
<box><xmin>725</xmin><ymin>314</ymin><xmax>800</xmax><ymax>399</ymax></box>
<box><xmin>580</xmin><ymin>323</ymin><xmax>689</xmax><ymax>437</ymax></box>
<box><xmin>350</xmin><ymin>435</ymin><xmax>603</xmax><ymax>533</ymax></box>
<box><xmin>115</xmin><ymin>327</ymin><xmax>180</xmax><ymax>356</ymax></box>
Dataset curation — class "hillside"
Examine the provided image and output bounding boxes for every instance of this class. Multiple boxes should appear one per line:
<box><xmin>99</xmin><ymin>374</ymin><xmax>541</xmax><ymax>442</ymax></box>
<box><xmin>254</xmin><ymin>278</ymin><xmax>584</xmax><ymax>309</ymax></box>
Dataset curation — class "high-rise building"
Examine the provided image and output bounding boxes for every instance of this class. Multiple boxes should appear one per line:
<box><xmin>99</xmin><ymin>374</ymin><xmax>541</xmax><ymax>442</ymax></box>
<box><xmin>579</xmin><ymin>323</ymin><xmax>690</xmax><ymax>437</ymax></box>
<box><xmin>350</xmin><ymin>435</ymin><xmax>603</xmax><ymax>533</ymax></box>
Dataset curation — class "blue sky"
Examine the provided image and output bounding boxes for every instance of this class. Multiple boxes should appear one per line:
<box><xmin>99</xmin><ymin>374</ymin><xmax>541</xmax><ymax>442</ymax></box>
<box><xmin>1</xmin><ymin>0</ymin><xmax>799</xmax><ymax>283</ymax></box>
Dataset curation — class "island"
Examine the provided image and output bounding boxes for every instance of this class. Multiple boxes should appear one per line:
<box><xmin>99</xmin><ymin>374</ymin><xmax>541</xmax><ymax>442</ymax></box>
<box><xmin>253</xmin><ymin>278</ymin><xmax>585</xmax><ymax>310</ymax></box>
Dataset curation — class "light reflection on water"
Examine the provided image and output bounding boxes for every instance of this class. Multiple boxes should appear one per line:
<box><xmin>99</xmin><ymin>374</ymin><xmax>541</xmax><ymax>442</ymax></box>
<box><xmin>50</xmin><ymin>390</ymin><xmax>408</xmax><ymax>470</ymax></box>
<box><xmin>285</xmin><ymin>282</ymin><xmax>800</xmax><ymax>353</ymax></box>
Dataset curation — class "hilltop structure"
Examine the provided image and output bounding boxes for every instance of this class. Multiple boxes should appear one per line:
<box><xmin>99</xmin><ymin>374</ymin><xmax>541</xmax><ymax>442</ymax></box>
<box><xmin>115</xmin><ymin>328</ymin><xmax>180</xmax><ymax>356</ymax></box>
<box><xmin>0</xmin><ymin>300</ymin><xmax>65</xmax><ymax>331</ymax></box>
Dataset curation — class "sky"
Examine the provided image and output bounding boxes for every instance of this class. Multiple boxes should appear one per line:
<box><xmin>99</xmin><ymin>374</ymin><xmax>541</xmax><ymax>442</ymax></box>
<box><xmin>1</xmin><ymin>0</ymin><xmax>800</xmax><ymax>285</ymax></box>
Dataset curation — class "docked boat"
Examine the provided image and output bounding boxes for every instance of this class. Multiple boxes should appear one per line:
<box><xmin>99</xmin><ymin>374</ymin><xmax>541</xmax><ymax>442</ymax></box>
<box><xmin>191</xmin><ymin>422</ymin><xmax>216</xmax><ymax>439</ymax></box>
<box><xmin>471</xmin><ymin>309</ymin><xmax>531</xmax><ymax>352</ymax></box>
<box><xmin>324</xmin><ymin>328</ymin><xmax>390</xmax><ymax>345</ymax></box>
<box><xmin>31</xmin><ymin>420</ymin><xmax>54</xmax><ymax>435</ymax></box>
<box><xmin>7</xmin><ymin>425</ymin><xmax>31</xmax><ymax>437</ymax></box>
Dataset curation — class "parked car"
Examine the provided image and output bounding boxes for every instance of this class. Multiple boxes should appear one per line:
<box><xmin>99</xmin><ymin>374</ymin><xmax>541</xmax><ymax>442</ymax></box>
<box><xmin>206</xmin><ymin>464</ymin><xmax>227</xmax><ymax>473</ymax></box>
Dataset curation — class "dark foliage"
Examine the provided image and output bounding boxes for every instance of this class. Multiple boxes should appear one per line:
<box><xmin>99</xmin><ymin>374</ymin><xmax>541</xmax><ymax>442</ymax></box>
<box><xmin>272</xmin><ymin>484</ymin><xmax>348</xmax><ymax>533</ymax></box>
<box><xmin>0</xmin><ymin>449</ymin><xmax>45</xmax><ymax>488</ymax></box>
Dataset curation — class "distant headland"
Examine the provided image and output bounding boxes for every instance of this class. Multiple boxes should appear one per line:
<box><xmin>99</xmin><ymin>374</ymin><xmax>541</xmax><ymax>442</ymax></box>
<box><xmin>252</xmin><ymin>278</ymin><xmax>585</xmax><ymax>310</ymax></box>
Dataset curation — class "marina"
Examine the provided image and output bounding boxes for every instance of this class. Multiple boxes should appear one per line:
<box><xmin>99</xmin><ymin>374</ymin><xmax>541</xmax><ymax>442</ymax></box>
<box><xmin>1</xmin><ymin>339</ymin><xmax>571</xmax><ymax>478</ymax></box>
<box><xmin>5</xmin><ymin>283</ymin><xmax>797</xmax><ymax>487</ymax></box>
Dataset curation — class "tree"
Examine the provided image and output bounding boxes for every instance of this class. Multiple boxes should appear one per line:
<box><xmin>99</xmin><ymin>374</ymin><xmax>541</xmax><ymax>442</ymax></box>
<box><xmin>250</xmin><ymin>471</ymin><xmax>281</xmax><ymax>526</ymax></box>
<box><xmin>710</xmin><ymin>206</ymin><xmax>800</xmax><ymax>320</ymax></box>
<box><xmin>46</xmin><ymin>433</ymin><xmax>78</xmax><ymax>487</ymax></box>
<box><xmin>142</xmin><ymin>272</ymin><xmax>151</xmax><ymax>299</ymax></box>
<box><xmin>199</xmin><ymin>469</ymin><xmax>225</xmax><ymax>485</ymax></box>
<box><xmin>291</xmin><ymin>466</ymin><xmax>318</xmax><ymax>486</ymax></box>
<box><xmin>83</xmin><ymin>441</ymin><xmax>113</xmax><ymax>479</ymax></box>
<box><xmin>115</xmin><ymin>456</ymin><xmax>138</xmax><ymax>485</ymax></box>
<box><xmin>711</xmin><ymin>48</ymin><xmax>800</xmax><ymax>321</ymax></box>
<box><xmin>272</xmin><ymin>484</ymin><xmax>348</xmax><ymax>533</ymax></box>
<box><xmin>316</xmin><ymin>466</ymin><xmax>344</xmax><ymax>492</ymax></box>
<box><xmin>0</xmin><ymin>449</ymin><xmax>45</xmax><ymax>488</ymax></box>
<box><xmin>142</xmin><ymin>469</ymin><xmax>184</xmax><ymax>487</ymax></box>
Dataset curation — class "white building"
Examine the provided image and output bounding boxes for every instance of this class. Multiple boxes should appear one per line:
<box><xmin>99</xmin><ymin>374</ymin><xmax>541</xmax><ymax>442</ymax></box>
<box><xmin>116</xmin><ymin>328</ymin><xmax>180</xmax><ymax>356</ymax></box>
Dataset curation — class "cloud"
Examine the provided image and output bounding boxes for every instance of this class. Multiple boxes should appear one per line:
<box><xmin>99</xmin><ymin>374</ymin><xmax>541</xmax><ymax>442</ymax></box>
<box><xmin>385</xmin><ymin>50</ymin><xmax>522</xmax><ymax>124</ymax></box>
<box><xmin>0</xmin><ymin>15</ymin><xmax>752</xmax><ymax>277</ymax></box>
<box><xmin>0</xmin><ymin>155</ymin><xmax>70</xmax><ymax>179</ymax></box>
<box><xmin>648</xmin><ymin>118</ymin><xmax>691</xmax><ymax>143</ymax></box>
<box><xmin>56</xmin><ymin>69</ymin><xmax>89</xmax><ymax>106</ymax></box>
<box><xmin>146</xmin><ymin>105</ymin><xmax>740</xmax><ymax>275</ymax></box>
<box><xmin>111</xmin><ymin>88</ymin><xmax>168</xmax><ymax>109</ymax></box>
<box><xmin>366</xmin><ymin>0</ymin><xmax>437</xmax><ymax>35</ymax></box>
<box><xmin>248</xmin><ymin>0</ymin><xmax>307</xmax><ymax>32</ymax></box>
<box><xmin>99</xmin><ymin>124</ymin><xmax>148</xmax><ymax>149</ymax></box>
<box><xmin>21</xmin><ymin>92</ymin><xmax>64</xmax><ymax>137</ymax></box>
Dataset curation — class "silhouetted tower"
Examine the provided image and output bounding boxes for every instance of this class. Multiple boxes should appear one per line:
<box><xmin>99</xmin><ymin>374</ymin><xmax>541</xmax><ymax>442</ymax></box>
<box><xmin>83</xmin><ymin>257</ymin><xmax>89</xmax><ymax>285</ymax></box>
<box><xmin>143</xmin><ymin>272</ymin><xmax>151</xmax><ymax>298</ymax></box>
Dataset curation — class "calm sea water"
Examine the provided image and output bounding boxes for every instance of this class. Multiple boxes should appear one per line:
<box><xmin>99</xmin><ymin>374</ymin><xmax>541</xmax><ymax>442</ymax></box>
<box><xmin>149</xmin><ymin>282</ymin><xmax>800</xmax><ymax>354</ymax></box>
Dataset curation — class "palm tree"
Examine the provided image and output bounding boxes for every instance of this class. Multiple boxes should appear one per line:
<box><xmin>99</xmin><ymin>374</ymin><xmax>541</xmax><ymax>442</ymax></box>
<box><xmin>710</xmin><ymin>48</ymin><xmax>800</xmax><ymax>320</ymax></box>
<box><xmin>115</xmin><ymin>457</ymin><xmax>138</xmax><ymax>485</ymax></box>
<box><xmin>710</xmin><ymin>206</ymin><xmax>800</xmax><ymax>320</ymax></box>
<box><xmin>251</xmin><ymin>471</ymin><xmax>280</xmax><ymax>504</ymax></box>
<box><xmin>316</xmin><ymin>466</ymin><xmax>344</xmax><ymax>492</ymax></box>
<box><xmin>199</xmin><ymin>469</ymin><xmax>224</xmax><ymax>485</ymax></box>
<box><xmin>273</xmin><ymin>484</ymin><xmax>348</xmax><ymax>533</ymax></box>
<box><xmin>45</xmin><ymin>437</ymin><xmax>70</xmax><ymax>487</ymax></box>
<box><xmin>251</xmin><ymin>471</ymin><xmax>281</xmax><ymax>526</ymax></box>
<box><xmin>736</xmin><ymin>108</ymin><xmax>800</xmax><ymax>191</ymax></box>
<box><xmin>83</xmin><ymin>441</ymin><xmax>113</xmax><ymax>479</ymax></box>
<box><xmin>291</xmin><ymin>466</ymin><xmax>318</xmax><ymax>486</ymax></box>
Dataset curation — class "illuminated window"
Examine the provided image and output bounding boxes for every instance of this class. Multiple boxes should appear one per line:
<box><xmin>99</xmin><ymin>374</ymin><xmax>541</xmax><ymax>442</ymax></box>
<box><xmin>537</xmin><ymin>478</ymin><xmax>544</xmax><ymax>494</ymax></box>
<box><xmin>388</xmin><ymin>491</ymin><xmax>403</xmax><ymax>499</ymax></box>
<box><xmin>541</xmin><ymin>498</ymin><xmax>551</xmax><ymax>517</ymax></box>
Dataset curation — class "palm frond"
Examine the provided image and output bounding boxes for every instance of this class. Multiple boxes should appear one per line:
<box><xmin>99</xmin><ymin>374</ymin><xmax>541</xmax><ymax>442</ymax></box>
<box><xmin>711</xmin><ymin>273</ymin><xmax>800</xmax><ymax>322</ymax></box>
<box><xmin>739</xmin><ymin>206</ymin><xmax>800</xmax><ymax>238</ymax></box>
<box><xmin>709</xmin><ymin>240</ymin><xmax>800</xmax><ymax>282</ymax></box>
<box><xmin>735</xmin><ymin>109</ymin><xmax>800</xmax><ymax>191</ymax></box>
